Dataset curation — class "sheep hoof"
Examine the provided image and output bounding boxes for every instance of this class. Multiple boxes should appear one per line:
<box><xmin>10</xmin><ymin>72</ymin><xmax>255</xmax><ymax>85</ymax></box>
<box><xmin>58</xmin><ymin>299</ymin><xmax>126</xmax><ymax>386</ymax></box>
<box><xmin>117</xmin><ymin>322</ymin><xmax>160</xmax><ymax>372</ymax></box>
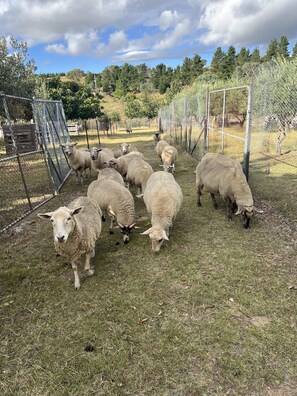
<box><xmin>74</xmin><ymin>283</ymin><xmax>81</xmax><ymax>290</ymax></box>
<box><xmin>136</xmin><ymin>193</ymin><xmax>143</xmax><ymax>198</ymax></box>
<box><xmin>87</xmin><ymin>269</ymin><xmax>95</xmax><ymax>276</ymax></box>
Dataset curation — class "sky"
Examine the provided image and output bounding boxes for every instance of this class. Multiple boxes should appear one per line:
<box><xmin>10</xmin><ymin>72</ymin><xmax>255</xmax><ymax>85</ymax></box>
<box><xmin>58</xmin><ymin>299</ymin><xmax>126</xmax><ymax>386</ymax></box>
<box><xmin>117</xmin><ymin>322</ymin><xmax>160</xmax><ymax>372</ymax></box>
<box><xmin>1</xmin><ymin>0</ymin><xmax>297</xmax><ymax>74</ymax></box>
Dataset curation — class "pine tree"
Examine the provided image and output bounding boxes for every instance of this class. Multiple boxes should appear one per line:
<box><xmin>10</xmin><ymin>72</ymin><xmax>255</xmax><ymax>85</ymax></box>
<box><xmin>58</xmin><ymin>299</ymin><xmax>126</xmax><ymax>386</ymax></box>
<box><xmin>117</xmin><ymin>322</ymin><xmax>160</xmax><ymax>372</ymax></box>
<box><xmin>264</xmin><ymin>38</ymin><xmax>279</xmax><ymax>61</ymax></box>
<box><xmin>236</xmin><ymin>47</ymin><xmax>250</xmax><ymax>66</ymax></box>
<box><xmin>220</xmin><ymin>46</ymin><xmax>236</xmax><ymax>79</ymax></box>
<box><xmin>279</xmin><ymin>36</ymin><xmax>289</xmax><ymax>58</ymax></box>
<box><xmin>191</xmin><ymin>54</ymin><xmax>206</xmax><ymax>80</ymax></box>
<box><xmin>250</xmin><ymin>47</ymin><xmax>261</xmax><ymax>63</ymax></box>
<box><xmin>211</xmin><ymin>47</ymin><xmax>225</xmax><ymax>74</ymax></box>
<box><xmin>292</xmin><ymin>42</ymin><xmax>297</xmax><ymax>58</ymax></box>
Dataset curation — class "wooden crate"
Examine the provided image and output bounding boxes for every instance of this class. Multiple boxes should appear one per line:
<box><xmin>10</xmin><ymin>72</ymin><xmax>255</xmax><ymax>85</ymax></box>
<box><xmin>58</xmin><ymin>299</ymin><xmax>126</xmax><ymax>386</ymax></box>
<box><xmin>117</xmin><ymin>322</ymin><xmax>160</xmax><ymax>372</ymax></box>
<box><xmin>3</xmin><ymin>124</ymin><xmax>38</xmax><ymax>155</ymax></box>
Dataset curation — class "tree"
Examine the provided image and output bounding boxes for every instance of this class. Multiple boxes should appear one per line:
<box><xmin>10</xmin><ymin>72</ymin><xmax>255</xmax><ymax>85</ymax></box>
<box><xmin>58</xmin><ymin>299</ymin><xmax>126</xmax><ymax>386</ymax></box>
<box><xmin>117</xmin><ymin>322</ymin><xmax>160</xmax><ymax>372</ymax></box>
<box><xmin>211</xmin><ymin>47</ymin><xmax>225</xmax><ymax>75</ymax></box>
<box><xmin>250</xmin><ymin>48</ymin><xmax>261</xmax><ymax>63</ymax></box>
<box><xmin>124</xmin><ymin>94</ymin><xmax>143</xmax><ymax>119</ymax></box>
<box><xmin>65</xmin><ymin>69</ymin><xmax>85</xmax><ymax>81</ymax></box>
<box><xmin>220</xmin><ymin>46</ymin><xmax>237</xmax><ymax>79</ymax></box>
<box><xmin>236</xmin><ymin>47</ymin><xmax>250</xmax><ymax>66</ymax></box>
<box><xmin>279</xmin><ymin>36</ymin><xmax>290</xmax><ymax>58</ymax></box>
<box><xmin>263</xmin><ymin>38</ymin><xmax>279</xmax><ymax>61</ymax></box>
<box><xmin>0</xmin><ymin>36</ymin><xmax>36</xmax><ymax>97</ymax></box>
<box><xmin>292</xmin><ymin>42</ymin><xmax>297</xmax><ymax>58</ymax></box>
<box><xmin>191</xmin><ymin>54</ymin><xmax>206</xmax><ymax>81</ymax></box>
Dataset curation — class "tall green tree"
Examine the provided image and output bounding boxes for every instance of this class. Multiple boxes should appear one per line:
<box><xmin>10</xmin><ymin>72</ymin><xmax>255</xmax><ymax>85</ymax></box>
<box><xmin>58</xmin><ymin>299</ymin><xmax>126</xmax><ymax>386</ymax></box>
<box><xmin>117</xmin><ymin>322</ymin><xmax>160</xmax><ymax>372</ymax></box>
<box><xmin>220</xmin><ymin>46</ymin><xmax>237</xmax><ymax>79</ymax></box>
<box><xmin>279</xmin><ymin>36</ymin><xmax>290</xmax><ymax>58</ymax></box>
<box><xmin>0</xmin><ymin>36</ymin><xmax>36</xmax><ymax>97</ymax></box>
<box><xmin>236</xmin><ymin>47</ymin><xmax>250</xmax><ymax>66</ymax></box>
<box><xmin>211</xmin><ymin>47</ymin><xmax>225</xmax><ymax>75</ymax></box>
<box><xmin>292</xmin><ymin>42</ymin><xmax>297</xmax><ymax>58</ymax></box>
<box><xmin>263</xmin><ymin>38</ymin><xmax>279</xmax><ymax>61</ymax></box>
<box><xmin>250</xmin><ymin>47</ymin><xmax>261</xmax><ymax>63</ymax></box>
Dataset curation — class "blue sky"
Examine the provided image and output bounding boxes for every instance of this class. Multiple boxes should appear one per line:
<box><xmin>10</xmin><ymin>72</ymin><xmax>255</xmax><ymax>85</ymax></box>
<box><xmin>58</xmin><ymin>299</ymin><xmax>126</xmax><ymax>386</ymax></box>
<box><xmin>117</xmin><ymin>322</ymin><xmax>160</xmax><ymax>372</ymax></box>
<box><xmin>1</xmin><ymin>0</ymin><xmax>297</xmax><ymax>74</ymax></box>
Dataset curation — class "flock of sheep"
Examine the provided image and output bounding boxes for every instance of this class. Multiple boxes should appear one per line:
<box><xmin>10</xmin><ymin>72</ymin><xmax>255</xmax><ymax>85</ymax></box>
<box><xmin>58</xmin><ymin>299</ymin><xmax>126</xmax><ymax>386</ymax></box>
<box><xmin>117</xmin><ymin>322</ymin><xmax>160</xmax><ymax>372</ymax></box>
<box><xmin>39</xmin><ymin>133</ymin><xmax>255</xmax><ymax>289</ymax></box>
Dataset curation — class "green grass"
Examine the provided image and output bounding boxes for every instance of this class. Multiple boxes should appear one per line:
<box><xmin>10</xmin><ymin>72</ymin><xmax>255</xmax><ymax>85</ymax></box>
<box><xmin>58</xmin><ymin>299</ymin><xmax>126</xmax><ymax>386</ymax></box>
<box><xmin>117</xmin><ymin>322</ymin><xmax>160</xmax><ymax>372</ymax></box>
<box><xmin>0</xmin><ymin>129</ymin><xmax>296</xmax><ymax>395</ymax></box>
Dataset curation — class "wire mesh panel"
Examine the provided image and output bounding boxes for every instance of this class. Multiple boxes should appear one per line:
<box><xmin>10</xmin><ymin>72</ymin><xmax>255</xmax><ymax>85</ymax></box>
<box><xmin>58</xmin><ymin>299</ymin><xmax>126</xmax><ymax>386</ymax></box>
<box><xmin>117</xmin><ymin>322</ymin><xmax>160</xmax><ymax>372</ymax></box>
<box><xmin>0</xmin><ymin>94</ymin><xmax>71</xmax><ymax>232</ymax></box>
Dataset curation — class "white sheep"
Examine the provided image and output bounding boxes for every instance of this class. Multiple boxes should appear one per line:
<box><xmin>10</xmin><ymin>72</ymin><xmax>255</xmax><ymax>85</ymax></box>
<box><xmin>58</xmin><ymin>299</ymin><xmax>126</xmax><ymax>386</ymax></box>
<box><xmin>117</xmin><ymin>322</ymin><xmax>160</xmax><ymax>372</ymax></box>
<box><xmin>89</xmin><ymin>147</ymin><xmax>114</xmax><ymax>172</ymax></box>
<box><xmin>160</xmin><ymin>145</ymin><xmax>178</xmax><ymax>173</ymax></box>
<box><xmin>61</xmin><ymin>141</ymin><xmax>91</xmax><ymax>184</ymax></box>
<box><xmin>141</xmin><ymin>171</ymin><xmax>183</xmax><ymax>252</ymax></box>
<box><xmin>195</xmin><ymin>153</ymin><xmax>254</xmax><ymax>228</ymax></box>
<box><xmin>38</xmin><ymin>196</ymin><xmax>102</xmax><ymax>289</ymax></box>
<box><xmin>161</xmin><ymin>134</ymin><xmax>174</xmax><ymax>145</ymax></box>
<box><xmin>108</xmin><ymin>151</ymin><xmax>144</xmax><ymax>178</ymax></box>
<box><xmin>155</xmin><ymin>140</ymin><xmax>169</xmax><ymax>162</ymax></box>
<box><xmin>87</xmin><ymin>179</ymin><xmax>137</xmax><ymax>243</ymax></box>
<box><xmin>126</xmin><ymin>158</ymin><xmax>154</xmax><ymax>198</ymax></box>
<box><xmin>97</xmin><ymin>167</ymin><xmax>125</xmax><ymax>186</ymax></box>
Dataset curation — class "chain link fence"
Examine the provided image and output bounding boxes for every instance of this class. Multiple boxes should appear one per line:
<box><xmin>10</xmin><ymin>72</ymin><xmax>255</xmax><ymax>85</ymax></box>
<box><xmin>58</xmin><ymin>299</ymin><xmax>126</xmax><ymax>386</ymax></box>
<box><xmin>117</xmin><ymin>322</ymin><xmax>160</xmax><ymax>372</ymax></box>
<box><xmin>0</xmin><ymin>94</ymin><xmax>71</xmax><ymax>232</ymax></box>
<box><xmin>158</xmin><ymin>59</ymin><xmax>297</xmax><ymax>220</ymax></box>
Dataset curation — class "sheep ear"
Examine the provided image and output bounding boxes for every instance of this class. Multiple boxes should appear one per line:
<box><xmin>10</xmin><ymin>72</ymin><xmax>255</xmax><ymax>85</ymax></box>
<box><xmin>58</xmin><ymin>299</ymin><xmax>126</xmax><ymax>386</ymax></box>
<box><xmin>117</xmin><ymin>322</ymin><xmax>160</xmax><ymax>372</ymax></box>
<box><xmin>163</xmin><ymin>230</ymin><xmax>169</xmax><ymax>241</ymax></box>
<box><xmin>61</xmin><ymin>144</ymin><xmax>65</xmax><ymax>148</ymax></box>
<box><xmin>73</xmin><ymin>142</ymin><xmax>78</xmax><ymax>146</ymax></box>
<box><xmin>235</xmin><ymin>206</ymin><xmax>243</xmax><ymax>215</ymax></box>
<box><xmin>140</xmin><ymin>227</ymin><xmax>153</xmax><ymax>235</ymax></box>
<box><xmin>159</xmin><ymin>164</ymin><xmax>164</xmax><ymax>168</ymax></box>
<box><xmin>38</xmin><ymin>212</ymin><xmax>53</xmax><ymax>220</ymax></box>
<box><xmin>107</xmin><ymin>205</ymin><xmax>116</xmax><ymax>217</ymax></box>
<box><xmin>71</xmin><ymin>206</ymin><xmax>84</xmax><ymax>216</ymax></box>
<box><xmin>129</xmin><ymin>223</ymin><xmax>139</xmax><ymax>229</ymax></box>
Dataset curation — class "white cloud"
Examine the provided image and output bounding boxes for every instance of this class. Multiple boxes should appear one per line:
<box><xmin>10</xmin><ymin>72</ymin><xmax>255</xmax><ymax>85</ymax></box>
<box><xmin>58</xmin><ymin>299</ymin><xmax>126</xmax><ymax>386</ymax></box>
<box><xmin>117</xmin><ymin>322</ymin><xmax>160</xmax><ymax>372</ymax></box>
<box><xmin>154</xmin><ymin>19</ymin><xmax>191</xmax><ymax>50</ymax></box>
<box><xmin>159</xmin><ymin>10</ymin><xmax>179</xmax><ymax>31</ymax></box>
<box><xmin>108</xmin><ymin>31</ymin><xmax>129</xmax><ymax>51</ymax></box>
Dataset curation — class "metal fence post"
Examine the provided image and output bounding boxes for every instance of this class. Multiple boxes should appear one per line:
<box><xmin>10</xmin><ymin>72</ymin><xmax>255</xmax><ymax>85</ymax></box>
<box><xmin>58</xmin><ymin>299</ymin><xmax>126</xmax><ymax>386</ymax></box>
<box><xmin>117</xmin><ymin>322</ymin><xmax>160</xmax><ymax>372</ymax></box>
<box><xmin>205</xmin><ymin>88</ymin><xmax>210</xmax><ymax>153</ymax></box>
<box><xmin>243</xmin><ymin>81</ymin><xmax>253</xmax><ymax>180</ymax></box>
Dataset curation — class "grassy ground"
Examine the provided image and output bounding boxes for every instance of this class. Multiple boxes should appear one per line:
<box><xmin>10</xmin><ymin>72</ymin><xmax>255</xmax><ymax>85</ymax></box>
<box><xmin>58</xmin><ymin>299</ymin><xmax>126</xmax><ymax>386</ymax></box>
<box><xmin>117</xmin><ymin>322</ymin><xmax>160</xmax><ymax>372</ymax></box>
<box><xmin>0</xmin><ymin>129</ymin><xmax>296</xmax><ymax>395</ymax></box>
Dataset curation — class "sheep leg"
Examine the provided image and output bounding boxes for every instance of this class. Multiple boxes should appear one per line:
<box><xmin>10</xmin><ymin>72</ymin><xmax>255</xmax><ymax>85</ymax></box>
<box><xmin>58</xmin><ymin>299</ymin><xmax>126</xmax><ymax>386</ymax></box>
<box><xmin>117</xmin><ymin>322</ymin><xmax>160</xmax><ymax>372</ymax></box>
<box><xmin>109</xmin><ymin>217</ymin><xmax>115</xmax><ymax>234</ymax></box>
<box><xmin>75</xmin><ymin>171</ymin><xmax>79</xmax><ymax>185</ymax></box>
<box><xmin>84</xmin><ymin>252</ymin><xmax>95</xmax><ymax>276</ymax></box>
<box><xmin>197</xmin><ymin>186</ymin><xmax>203</xmax><ymax>206</ymax></box>
<box><xmin>71</xmin><ymin>260</ymin><xmax>81</xmax><ymax>290</ymax></box>
<box><xmin>210</xmin><ymin>193</ymin><xmax>218</xmax><ymax>209</ymax></box>
<box><xmin>225</xmin><ymin>197</ymin><xmax>233</xmax><ymax>219</ymax></box>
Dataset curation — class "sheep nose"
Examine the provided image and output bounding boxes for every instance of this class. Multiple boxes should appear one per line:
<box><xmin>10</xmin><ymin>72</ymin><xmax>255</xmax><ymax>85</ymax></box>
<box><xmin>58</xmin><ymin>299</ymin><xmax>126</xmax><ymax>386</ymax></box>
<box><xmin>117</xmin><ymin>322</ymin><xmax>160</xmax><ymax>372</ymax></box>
<box><xmin>57</xmin><ymin>235</ymin><xmax>65</xmax><ymax>243</ymax></box>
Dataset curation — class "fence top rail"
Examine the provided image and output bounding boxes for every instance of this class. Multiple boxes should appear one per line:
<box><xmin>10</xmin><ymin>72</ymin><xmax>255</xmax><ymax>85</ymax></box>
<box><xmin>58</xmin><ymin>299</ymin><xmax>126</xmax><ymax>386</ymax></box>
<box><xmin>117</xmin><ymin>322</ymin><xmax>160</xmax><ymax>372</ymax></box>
<box><xmin>209</xmin><ymin>85</ymin><xmax>249</xmax><ymax>94</ymax></box>
<box><xmin>0</xmin><ymin>93</ymin><xmax>32</xmax><ymax>101</ymax></box>
<box><xmin>0</xmin><ymin>150</ymin><xmax>43</xmax><ymax>162</ymax></box>
<box><xmin>34</xmin><ymin>98</ymin><xmax>62</xmax><ymax>104</ymax></box>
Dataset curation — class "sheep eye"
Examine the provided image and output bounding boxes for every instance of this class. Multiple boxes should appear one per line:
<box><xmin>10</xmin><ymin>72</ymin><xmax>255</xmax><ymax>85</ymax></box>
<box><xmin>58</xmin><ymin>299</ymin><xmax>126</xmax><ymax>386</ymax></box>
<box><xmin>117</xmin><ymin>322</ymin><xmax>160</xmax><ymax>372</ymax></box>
<box><xmin>67</xmin><ymin>217</ymin><xmax>71</xmax><ymax>222</ymax></box>
<box><xmin>50</xmin><ymin>219</ymin><xmax>54</xmax><ymax>223</ymax></box>
<box><xmin>158</xmin><ymin>238</ymin><xmax>163</xmax><ymax>243</ymax></box>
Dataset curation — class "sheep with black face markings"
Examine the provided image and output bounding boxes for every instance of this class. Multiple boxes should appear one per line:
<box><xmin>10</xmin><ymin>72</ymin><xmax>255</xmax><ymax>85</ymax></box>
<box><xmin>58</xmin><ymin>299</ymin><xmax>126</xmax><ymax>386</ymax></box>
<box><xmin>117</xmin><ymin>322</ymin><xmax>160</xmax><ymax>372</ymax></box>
<box><xmin>87</xmin><ymin>179</ymin><xmax>137</xmax><ymax>243</ymax></box>
<box><xmin>38</xmin><ymin>196</ymin><xmax>102</xmax><ymax>289</ymax></box>
<box><xmin>141</xmin><ymin>171</ymin><xmax>183</xmax><ymax>253</ymax></box>
<box><xmin>195</xmin><ymin>153</ymin><xmax>254</xmax><ymax>228</ymax></box>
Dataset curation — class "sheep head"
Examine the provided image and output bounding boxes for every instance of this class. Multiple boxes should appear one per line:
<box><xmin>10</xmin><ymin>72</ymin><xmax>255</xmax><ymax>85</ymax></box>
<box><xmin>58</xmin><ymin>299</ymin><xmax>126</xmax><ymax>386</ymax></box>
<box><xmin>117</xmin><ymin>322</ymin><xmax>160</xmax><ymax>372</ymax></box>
<box><xmin>140</xmin><ymin>227</ymin><xmax>169</xmax><ymax>253</ymax></box>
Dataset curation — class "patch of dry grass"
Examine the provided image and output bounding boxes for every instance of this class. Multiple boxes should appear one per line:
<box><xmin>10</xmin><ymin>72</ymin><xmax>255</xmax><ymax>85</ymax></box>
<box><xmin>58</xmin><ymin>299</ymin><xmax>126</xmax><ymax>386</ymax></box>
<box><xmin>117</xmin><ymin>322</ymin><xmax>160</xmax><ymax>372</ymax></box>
<box><xmin>0</xmin><ymin>129</ymin><xmax>296</xmax><ymax>395</ymax></box>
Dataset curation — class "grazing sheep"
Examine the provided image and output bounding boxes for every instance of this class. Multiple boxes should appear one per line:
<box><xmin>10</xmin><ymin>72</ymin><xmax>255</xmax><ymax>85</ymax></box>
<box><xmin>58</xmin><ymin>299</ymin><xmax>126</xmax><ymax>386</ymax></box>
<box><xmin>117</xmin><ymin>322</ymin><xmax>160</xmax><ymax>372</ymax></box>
<box><xmin>155</xmin><ymin>140</ymin><xmax>169</xmax><ymax>162</ymax></box>
<box><xmin>162</xmin><ymin>135</ymin><xmax>174</xmax><ymax>145</ymax></box>
<box><xmin>195</xmin><ymin>153</ymin><xmax>254</xmax><ymax>228</ymax></box>
<box><xmin>61</xmin><ymin>141</ymin><xmax>91</xmax><ymax>184</ymax></box>
<box><xmin>87</xmin><ymin>179</ymin><xmax>137</xmax><ymax>243</ymax></box>
<box><xmin>108</xmin><ymin>151</ymin><xmax>144</xmax><ymax>178</ymax></box>
<box><xmin>97</xmin><ymin>167</ymin><xmax>125</xmax><ymax>186</ymax></box>
<box><xmin>38</xmin><ymin>196</ymin><xmax>102</xmax><ymax>289</ymax></box>
<box><xmin>160</xmin><ymin>145</ymin><xmax>178</xmax><ymax>173</ymax></box>
<box><xmin>89</xmin><ymin>147</ymin><xmax>114</xmax><ymax>172</ymax></box>
<box><xmin>126</xmin><ymin>158</ymin><xmax>154</xmax><ymax>198</ymax></box>
<box><xmin>141</xmin><ymin>171</ymin><xmax>183</xmax><ymax>252</ymax></box>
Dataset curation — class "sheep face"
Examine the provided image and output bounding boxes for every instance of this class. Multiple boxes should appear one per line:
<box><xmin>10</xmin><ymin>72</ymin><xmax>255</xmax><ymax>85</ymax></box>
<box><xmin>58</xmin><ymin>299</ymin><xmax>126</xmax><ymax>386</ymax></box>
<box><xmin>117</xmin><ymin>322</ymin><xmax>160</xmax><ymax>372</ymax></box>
<box><xmin>61</xmin><ymin>142</ymin><xmax>77</xmax><ymax>156</ymax></box>
<box><xmin>38</xmin><ymin>206</ymin><xmax>83</xmax><ymax>243</ymax></box>
<box><xmin>162</xmin><ymin>164</ymin><xmax>175</xmax><ymax>173</ymax></box>
<box><xmin>235</xmin><ymin>205</ymin><xmax>254</xmax><ymax>228</ymax></box>
<box><xmin>108</xmin><ymin>158</ymin><xmax>119</xmax><ymax>169</ymax></box>
<box><xmin>118</xmin><ymin>223</ymin><xmax>136</xmax><ymax>244</ymax></box>
<box><xmin>90</xmin><ymin>147</ymin><xmax>101</xmax><ymax>160</ymax></box>
<box><xmin>140</xmin><ymin>227</ymin><xmax>169</xmax><ymax>253</ymax></box>
<box><xmin>119</xmin><ymin>143</ymin><xmax>129</xmax><ymax>155</ymax></box>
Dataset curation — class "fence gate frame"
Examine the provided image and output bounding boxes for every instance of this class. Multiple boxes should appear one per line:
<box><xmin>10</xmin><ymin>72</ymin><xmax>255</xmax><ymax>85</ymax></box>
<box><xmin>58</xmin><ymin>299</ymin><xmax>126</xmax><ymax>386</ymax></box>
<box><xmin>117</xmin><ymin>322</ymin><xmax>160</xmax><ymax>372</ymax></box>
<box><xmin>206</xmin><ymin>83</ymin><xmax>253</xmax><ymax>180</ymax></box>
<box><xmin>32</xmin><ymin>98</ymin><xmax>71</xmax><ymax>193</ymax></box>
